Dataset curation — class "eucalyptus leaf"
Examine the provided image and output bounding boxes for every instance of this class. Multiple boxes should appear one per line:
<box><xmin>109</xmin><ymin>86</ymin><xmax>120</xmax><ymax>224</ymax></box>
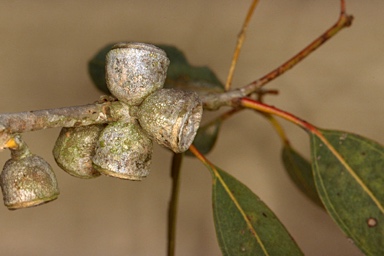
<box><xmin>88</xmin><ymin>43</ymin><xmax>224</xmax><ymax>95</ymax></box>
<box><xmin>156</xmin><ymin>44</ymin><xmax>224</xmax><ymax>94</ymax></box>
<box><xmin>282</xmin><ymin>144</ymin><xmax>323</xmax><ymax>208</ymax></box>
<box><xmin>310</xmin><ymin>129</ymin><xmax>384</xmax><ymax>255</ymax></box>
<box><xmin>209</xmin><ymin>165</ymin><xmax>303</xmax><ymax>256</ymax></box>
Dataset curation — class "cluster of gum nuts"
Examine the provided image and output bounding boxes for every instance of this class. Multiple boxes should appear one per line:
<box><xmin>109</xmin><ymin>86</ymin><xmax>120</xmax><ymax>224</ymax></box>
<box><xmin>0</xmin><ymin>42</ymin><xmax>203</xmax><ymax>210</ymax></box>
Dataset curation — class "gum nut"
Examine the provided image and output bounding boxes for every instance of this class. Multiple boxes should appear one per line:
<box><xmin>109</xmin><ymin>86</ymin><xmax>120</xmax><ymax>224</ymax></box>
<box><xmin>53</xmin><ymin>125</ymin><xmax>104</xmax><ymax>179</ymax></box>
<box><xmin>92</xmin><ymin>121</ymin><xmax>153</xmax><ymax>180</ymax></box>
<box><xmin>106</xmin><ymin>42</ymin><xmax>170</xmax><ymax>106</ymax></box>
<box><xmin>137</xmin><ymin>88</ymin><xmax>203</xmax><ymax>153</ymax></box>
<box><xmin>0</xmin><ymin>155</ymin><xmax>59</xmax><ymax>210</ymax></box>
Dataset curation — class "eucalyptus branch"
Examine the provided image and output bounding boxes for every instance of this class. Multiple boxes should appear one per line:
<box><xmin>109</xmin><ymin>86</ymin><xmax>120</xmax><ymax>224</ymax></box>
<box><xmin>0</xmin><ymin>0</ymin><xmax>352</xmax><ymax>149</ymax></box>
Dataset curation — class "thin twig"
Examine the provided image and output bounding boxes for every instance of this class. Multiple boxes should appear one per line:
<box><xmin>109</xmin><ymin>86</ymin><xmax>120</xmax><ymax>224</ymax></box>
<box><xmin>242</xmin><ymin>0</ymin><xmax>353</xmax><ymax>94</ymax></box>
<box><xmin>202</xmin><ymin>0</ymin><xmax>353</xmax><ymax>110</ymax></box>
<box><xmin>240</xmin><ymin>97</ymin><xmax>317</xmax><ymax>133</ymax></box>
<box><xmin>189</xmin><ymin>145</ymin><xmax>211</xmax><ymax>166</ymax></box>
<box><xmin>167</xmin><ymin>153</ymin><xmax>184</xmax><ymax>256</ymax></box>
<box><xmin>225</xmin><ymin>0</ymin><xmax>259</xmax><ymax>91</ymax></box>
<box><xmin>259</xmin><ymin>112</ymin><xmax>289</xmax><ymax>144</ymax></box>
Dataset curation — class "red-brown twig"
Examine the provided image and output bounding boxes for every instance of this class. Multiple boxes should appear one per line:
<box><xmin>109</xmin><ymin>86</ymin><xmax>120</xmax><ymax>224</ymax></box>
<box><xmin>240</xmin><ymin>97</ymin><xmax>317</xmax><ymax>134</ymax></box>
<box><xmin>202</xmin><ymin>0</ymin><xmax>353</xmax><ymax>110</ymax></box>
<box><xmin>241</xmin><ymin>0</ymin><xmax>353</xmax><ymax>94</ymax></box>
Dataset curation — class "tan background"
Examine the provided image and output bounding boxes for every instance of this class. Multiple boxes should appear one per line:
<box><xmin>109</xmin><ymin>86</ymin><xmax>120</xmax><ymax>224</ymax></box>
<box><xmin>0</xmin><ymin>1</ymin><xmax>383</xmax><ymax>255</ymax></box>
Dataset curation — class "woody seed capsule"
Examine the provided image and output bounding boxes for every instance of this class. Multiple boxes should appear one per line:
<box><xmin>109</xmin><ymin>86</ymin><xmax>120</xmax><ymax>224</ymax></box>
<box><xmin>106</xmin><ymin>42</ymin><xmax>170</xmax><ymax>106</ymax></box>
<box><xmin>137</xmin><ymin>88</ymin><xmax>203</xmax><ymax>153</ymax></box>
<box><xmin>0</xmin><ymin>151</ymin><xmax>59</xmax><ymax>210</ymax></box>
<box><xmin>53</xmin><ymin>125</ymin><xmax>104</xmax><ymax>179</ymax></box>
<box><xmin>92</xmin><ymin>120</ymin><xmax>153</xmax><ymax>180</ymax></box>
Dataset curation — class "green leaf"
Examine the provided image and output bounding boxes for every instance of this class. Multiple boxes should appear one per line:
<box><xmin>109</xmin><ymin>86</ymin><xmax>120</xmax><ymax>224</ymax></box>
<box><xmin>185</xmin><ymin>118</ymin><xmax>222</xmax><ymax>156</ymax></box>
<box><xmin>281</xmin><ymin>144</ymin><xmax>323</xmax><ymax>208</ymax></box>
<box><xmin>210</xmin><ymin>166</ymin><xmax>303</xmax><ymax>256</ymax></box>
<box><xmin>156</xmin><ymin>44</ymin><xmax>224</xmax><ymax>95</ymax></box>
<box><xmin>310</xmin><ymin>129</ymin><xmax>384</xmax><ymax>255</ymax></box>
<box><xmin>88</xmin><ymin>43</ymin><xmax>224</xmax><ymax>95</ymax></box>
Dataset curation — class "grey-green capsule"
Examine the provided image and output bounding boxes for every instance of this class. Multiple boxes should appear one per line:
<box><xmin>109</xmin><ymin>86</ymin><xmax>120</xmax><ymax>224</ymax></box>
<box><xmin>92</xmin><ymin>120</ymin><xmax>153</xmax><ymax>180</ymax></box>
<box><xmin>106</xmin><ymin>42</ymin><xmax>170</xmax><ymax>106</ymax></box>
<box><xmin>137</xmin><ymin>88</ymin><xmax>203</xmax><ymax>153</ymax></box>
<box><xmin>53</xmin><ymin>125</ymin><xmax>104</xmax><ymax>179</ymax></box>
<box><xmin>0</xmin><ymin>155</ymin><xmax>59</xmax><ymax>210</ymax></box>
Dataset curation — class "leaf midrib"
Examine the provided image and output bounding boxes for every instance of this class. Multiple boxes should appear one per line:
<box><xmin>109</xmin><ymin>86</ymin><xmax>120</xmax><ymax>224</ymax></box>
<box><xmin>213</xmin><ymin>167</ymin><xmax>269</xmax><ymax>256</ymax></box>
<box><xmin>314</xmin><ymin>131</ymin><xmax>384</xmax><ymax>213</ymax></box>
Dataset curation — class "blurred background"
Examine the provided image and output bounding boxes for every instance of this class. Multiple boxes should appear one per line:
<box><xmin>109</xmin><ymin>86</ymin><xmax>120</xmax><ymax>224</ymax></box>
<box><xmin>0</xmin><ymin>1</ymin><xmax>383</xmax><ymax>255</ymax></box>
